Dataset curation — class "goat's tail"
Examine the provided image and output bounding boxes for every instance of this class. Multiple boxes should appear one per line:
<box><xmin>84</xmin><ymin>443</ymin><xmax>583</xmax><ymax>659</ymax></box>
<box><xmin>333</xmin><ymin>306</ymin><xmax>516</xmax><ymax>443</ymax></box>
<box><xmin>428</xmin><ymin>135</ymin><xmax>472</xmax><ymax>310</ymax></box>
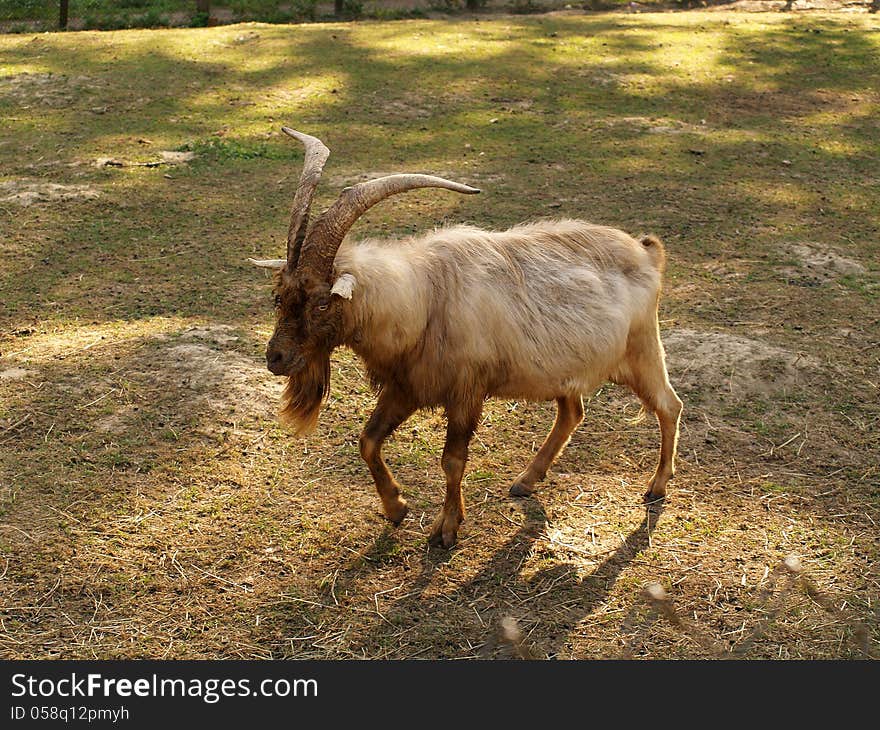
<box><xmin>640</xmin><ymin>234</ymin><xmax>666</xmax><ymax>273</ymax></box>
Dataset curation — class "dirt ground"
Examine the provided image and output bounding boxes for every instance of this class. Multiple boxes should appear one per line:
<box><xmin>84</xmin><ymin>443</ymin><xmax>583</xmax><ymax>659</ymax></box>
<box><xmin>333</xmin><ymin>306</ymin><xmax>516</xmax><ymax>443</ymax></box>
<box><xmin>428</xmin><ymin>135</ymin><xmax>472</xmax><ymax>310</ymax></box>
<box><xmin>0</xmin><ymin>10</ymin><xmax>878</xmax><ymax>659</ymax></box>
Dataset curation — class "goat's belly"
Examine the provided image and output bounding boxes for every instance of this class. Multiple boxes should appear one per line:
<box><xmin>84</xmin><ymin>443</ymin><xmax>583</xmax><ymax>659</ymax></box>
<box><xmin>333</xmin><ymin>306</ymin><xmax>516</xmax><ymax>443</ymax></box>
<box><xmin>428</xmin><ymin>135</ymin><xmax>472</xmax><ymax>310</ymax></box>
<box><xmin>489</xmin><ymin>361</ymin><xmax>610</xmax><ymax>401</ymax></box>
<box><xmin>486</xmin><ymin>321</ymin><xmax>631</xmax><ymax>399</ymax></box>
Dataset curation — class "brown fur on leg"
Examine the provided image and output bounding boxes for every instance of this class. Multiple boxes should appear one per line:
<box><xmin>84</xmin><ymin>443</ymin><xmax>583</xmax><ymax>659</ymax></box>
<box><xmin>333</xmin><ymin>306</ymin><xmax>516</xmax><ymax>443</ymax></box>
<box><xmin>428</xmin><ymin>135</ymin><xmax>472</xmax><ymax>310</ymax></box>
<box><xmin>613</xmin><ymin>319</ymin><xmax>683</xmax><ymax>502</ymax></box>
<box><xmin>510</xmin><ymin>395</ymin><xmax>584</xmax><ymax>497</ymax></box>
<box><xmin>359</xmin><ymin>387</ymin><xmax>417</xmax><ymax>524</ymax></box>
<box><xmin>428</xmin><ymin>402</ymin><xmax>482</xmax><ymax>548</ymax></box>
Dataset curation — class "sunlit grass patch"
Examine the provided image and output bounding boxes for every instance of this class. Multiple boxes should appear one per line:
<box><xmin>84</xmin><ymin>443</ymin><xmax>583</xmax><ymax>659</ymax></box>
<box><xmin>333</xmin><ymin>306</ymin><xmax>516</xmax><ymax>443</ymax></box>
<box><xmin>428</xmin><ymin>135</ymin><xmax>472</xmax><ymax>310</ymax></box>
<box><xmin>1</xmin><ymin>316</ymin><xmax>193</xmax><ymax>363</ymax></box>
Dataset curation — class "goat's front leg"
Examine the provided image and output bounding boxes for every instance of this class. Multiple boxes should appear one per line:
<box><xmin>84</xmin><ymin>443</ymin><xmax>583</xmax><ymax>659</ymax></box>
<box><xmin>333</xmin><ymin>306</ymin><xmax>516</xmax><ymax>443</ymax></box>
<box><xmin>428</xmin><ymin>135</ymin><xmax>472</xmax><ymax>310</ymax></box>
<box><xmin>360</xmin><ymin>387</ymin><xmax>417</xmax><ymax>525</ymax></box>
<box><xmin>510</xmin><ymin>395</ymin><xmax>584</xmax><ymax>497</ymax></box>
<box><xmin>428</xmin><ymin>402</ymin><xmax>483</xmax><ymax>548</ymax></box>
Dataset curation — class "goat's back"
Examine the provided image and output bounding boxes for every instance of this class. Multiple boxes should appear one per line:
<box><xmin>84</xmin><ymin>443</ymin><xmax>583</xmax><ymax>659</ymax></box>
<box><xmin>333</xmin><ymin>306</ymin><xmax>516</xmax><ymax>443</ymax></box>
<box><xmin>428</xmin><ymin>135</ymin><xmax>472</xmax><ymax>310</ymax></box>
<box><xmin>339</xmin><ymin>219</ymin><xmax>664</xmax><ymax>402</ymax></box>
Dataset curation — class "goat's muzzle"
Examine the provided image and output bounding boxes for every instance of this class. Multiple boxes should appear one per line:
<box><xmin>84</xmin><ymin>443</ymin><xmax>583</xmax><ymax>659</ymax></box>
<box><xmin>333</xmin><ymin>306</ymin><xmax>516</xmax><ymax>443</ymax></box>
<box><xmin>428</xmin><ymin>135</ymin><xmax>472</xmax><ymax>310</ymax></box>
<box><xmin>266</xmin><ymin>345</ymin><xmax>303</xmax><ymax>377</ymax></box>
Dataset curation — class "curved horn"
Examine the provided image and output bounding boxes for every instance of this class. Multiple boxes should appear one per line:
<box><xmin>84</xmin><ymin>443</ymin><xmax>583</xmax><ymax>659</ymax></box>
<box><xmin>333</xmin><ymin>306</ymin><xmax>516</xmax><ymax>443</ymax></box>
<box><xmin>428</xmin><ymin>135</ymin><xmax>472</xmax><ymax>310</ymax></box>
<box><xmin>299</xmin><ymin>174</ymin><xmax>480</xmax><ymax>279</ymax></box>
<box><xmin>281</xmin><ymin>127</ymin><xmax>330</xmax><ymax>269</ymax></box>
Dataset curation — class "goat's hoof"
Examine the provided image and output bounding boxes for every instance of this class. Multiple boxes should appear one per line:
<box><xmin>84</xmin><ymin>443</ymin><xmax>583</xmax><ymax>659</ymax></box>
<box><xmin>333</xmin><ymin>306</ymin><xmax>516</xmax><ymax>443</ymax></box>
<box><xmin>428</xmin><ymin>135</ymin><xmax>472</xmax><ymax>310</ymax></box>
<box><xmin>427</xmin><ymin>532</ymin><xmax>454</xmax><ymax>549</ymax></box>
<box><xmin>427</xmin><ymin>512</ymin><xmax>461</xmax><ymax>549</ymax></box>
<box><xmin>509</xmin><ymin>480</ymin><xmax>534</xmax><ymax>497</ymax></box>
<box><xmin>383</xmin><ymin>498</ymin><xmax>409</xmax><ymax>526</ymax></box>
<box><xmin>644</xmin><ymin>473</ymin><xmax>668</xmax><ymax>505</ymax></box>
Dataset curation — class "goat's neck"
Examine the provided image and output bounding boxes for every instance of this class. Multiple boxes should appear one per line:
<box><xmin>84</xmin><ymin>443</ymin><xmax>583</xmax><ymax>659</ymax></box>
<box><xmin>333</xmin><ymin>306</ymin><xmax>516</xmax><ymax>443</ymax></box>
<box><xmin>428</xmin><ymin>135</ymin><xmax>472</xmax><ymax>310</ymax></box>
<box><xmin>336</xmin><ymin>238</ymin><xmax>430</xmax><ymax>369</ymax></box>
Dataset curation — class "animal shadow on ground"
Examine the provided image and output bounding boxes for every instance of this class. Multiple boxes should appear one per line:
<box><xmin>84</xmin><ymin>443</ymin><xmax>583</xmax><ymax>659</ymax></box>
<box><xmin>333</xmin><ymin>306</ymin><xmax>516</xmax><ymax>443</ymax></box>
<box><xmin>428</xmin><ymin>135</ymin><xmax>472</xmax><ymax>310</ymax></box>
<box><xmin>322</xmin><ymin>497</ymin><xmax>662</xmax><ymax>659</ymax></box>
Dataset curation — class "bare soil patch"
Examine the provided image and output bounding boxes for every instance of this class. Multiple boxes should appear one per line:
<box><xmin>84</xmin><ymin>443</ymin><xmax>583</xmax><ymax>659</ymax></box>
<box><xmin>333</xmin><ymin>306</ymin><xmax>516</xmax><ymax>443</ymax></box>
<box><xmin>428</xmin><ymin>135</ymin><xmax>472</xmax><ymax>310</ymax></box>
<box><xmin>0</xmin><ymin>367</ymin><xmax>37</xmax><ymax>381</ymax></box>
<box><xmin>663</xmin><ymin>328</ymin><xmax>817</xmax><ymax>399</ymax></box>
<box><xmin>0</xmin><ymin>180</ymin><xmax>101</xmax><ymax>206</ymax></box>
<box><xmin>778</xmin><ymin>242</ymin><xmax>867</xmax><ymax>285</ymax></box>
<box><xmin>0</xmin><ymin>72</ymin><xmax>105</xmax><ymax>108</ymax></box>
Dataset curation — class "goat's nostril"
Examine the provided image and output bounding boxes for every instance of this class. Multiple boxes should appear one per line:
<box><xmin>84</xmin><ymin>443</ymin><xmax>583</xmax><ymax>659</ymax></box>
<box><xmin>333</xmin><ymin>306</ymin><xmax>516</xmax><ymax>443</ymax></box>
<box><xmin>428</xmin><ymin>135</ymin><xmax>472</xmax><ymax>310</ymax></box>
<box><xmin>266</xmin><ymin>349</ymin><xmax>284</xmax><ymax>372</ymax></box>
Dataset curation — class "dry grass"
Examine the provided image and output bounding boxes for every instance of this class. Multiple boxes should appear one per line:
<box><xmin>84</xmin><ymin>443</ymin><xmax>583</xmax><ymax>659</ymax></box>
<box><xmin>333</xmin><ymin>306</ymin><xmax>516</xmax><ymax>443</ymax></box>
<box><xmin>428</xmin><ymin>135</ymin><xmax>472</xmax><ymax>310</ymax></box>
<box><xmin>1</xmin><ymin>10</ymin><xmax>878</xmax><ymax>659</ymax></box>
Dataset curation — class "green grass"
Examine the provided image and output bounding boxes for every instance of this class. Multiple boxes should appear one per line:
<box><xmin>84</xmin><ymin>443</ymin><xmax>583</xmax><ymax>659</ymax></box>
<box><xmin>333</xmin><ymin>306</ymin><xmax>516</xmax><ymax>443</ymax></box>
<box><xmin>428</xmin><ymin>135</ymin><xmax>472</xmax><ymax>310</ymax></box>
<box><xmin>0</xmin><ymin>12</ymin><xmax>878</xmax><ymax>660</ymax></box>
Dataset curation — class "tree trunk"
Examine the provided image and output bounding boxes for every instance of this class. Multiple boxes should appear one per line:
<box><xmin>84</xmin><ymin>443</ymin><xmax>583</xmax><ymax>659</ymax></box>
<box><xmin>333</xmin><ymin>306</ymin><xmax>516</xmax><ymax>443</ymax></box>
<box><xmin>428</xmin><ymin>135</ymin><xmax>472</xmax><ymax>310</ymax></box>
<box><xmin>335</xmin><ymin>0</ymin><xmax>344</xmax><ymax>15</ymax></box>
<box><xmin>196</xmin><ymin>0</ymin><xmax>210</xmax><ymax>13</ymax></box>
<box><xmin>59</xmin><ymin>0</ymin><xmax>68</xmax><ymax>29</ymax></box>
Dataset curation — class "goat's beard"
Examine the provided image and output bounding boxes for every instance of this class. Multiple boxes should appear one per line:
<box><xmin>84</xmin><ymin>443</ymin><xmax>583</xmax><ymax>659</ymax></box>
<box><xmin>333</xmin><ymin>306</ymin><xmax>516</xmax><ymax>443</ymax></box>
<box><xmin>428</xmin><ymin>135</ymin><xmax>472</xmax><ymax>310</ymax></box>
<box><xmin>278</xmin><ymin>352</ymin><xmax>331</xmax><ymax>436</ymax></box>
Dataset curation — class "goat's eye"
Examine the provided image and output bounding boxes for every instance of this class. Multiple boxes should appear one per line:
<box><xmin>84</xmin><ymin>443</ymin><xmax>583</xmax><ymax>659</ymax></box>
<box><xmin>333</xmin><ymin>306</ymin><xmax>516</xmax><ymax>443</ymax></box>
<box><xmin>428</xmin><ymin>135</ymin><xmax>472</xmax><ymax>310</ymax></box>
<box><xmin>317</xmin><ymin>303</ymin><xmax>328</xmax><ymax>312</ymax></box>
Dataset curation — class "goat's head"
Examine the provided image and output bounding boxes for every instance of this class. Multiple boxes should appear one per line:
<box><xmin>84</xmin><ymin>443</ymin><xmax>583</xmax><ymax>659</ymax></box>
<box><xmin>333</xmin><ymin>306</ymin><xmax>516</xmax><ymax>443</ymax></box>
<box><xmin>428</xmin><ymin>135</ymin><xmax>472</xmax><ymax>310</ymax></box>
<box><xmin>251</xmin><ymin>127</ymin><xmax>479</xmax><ymax>435</ymax></box>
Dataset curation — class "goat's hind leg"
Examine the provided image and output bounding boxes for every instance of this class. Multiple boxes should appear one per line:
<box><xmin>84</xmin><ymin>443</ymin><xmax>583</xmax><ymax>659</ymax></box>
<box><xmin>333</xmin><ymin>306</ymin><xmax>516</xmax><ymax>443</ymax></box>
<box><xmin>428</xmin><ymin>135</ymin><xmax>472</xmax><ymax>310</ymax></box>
<box><xmin>620</xmin><ymin>329</ymin><xmax>683</xmax><ymax>502</ymax></box>
<box><xmin>510</xmin><ymin>396</ymin><xmax>584</xmax><ymax>497</ymax></box>
<box><xmin>360</xmin><ymin>387</ymin><xmax>417</xmax><ymax>525</ymax></box>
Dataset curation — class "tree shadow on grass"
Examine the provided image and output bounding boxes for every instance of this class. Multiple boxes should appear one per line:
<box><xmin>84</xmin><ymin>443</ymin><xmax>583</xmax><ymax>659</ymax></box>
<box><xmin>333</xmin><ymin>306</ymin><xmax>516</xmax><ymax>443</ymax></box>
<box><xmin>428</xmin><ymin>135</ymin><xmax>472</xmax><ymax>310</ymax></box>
<box><xmin>3</xmin><ymin>16</ymin><xmax>878</xmax><ymax>333</ymax></box>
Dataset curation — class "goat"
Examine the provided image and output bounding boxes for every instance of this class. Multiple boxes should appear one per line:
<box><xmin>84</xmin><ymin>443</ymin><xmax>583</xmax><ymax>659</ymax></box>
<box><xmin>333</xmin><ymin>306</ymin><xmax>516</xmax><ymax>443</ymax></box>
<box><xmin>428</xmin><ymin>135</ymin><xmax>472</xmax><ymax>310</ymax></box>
<box><xmin>250</xmin><ymin>128</ymin><xmax>682</xmax><ymax>548</ymax></box>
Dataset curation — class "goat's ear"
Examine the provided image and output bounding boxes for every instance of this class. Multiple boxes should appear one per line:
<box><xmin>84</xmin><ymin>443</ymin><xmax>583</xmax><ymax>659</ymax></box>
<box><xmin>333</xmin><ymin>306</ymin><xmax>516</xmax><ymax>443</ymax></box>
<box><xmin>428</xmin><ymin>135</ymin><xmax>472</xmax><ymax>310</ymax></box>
<box><xmin>248</xmin><ymin>258</ymin><xmax>286</xmax><ymax>270</ymax></box>
<box><xmin>330</xmin><ymin>273</ymin><xmax>357</xmax><ymax>300</ymax></box>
